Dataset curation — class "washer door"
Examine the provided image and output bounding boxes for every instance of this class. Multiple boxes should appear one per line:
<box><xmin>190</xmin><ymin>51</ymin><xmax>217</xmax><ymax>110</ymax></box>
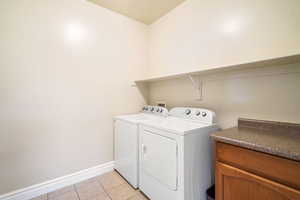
<box><xmin>141</xmin><ymin>130</ymin><xmax>178</xmax><ymax>191</ymax></box>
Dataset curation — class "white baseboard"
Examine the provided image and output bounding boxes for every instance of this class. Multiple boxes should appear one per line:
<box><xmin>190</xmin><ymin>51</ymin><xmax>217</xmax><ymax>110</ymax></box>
<box><xmin>0</xmin><ymin>161</ymin><xmax>114</xmax><ymax>200</ymax></box>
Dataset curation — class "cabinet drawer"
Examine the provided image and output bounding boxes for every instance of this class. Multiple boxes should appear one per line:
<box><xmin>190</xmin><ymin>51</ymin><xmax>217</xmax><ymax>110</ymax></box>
<box><xmin>216</xmin><ymin>142</ymin><xmax>300</xmax><ymax>190</ymax></box>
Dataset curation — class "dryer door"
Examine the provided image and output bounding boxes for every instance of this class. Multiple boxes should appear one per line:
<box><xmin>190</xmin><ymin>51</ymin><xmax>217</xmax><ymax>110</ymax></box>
<box><xmin>141</xmin><ymin>130</ymin><xmax>178</xmax><ymax>191</ymax></box>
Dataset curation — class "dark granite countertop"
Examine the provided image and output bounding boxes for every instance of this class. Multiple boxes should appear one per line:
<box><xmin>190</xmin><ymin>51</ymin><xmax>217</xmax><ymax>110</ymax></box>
<box><xmin>211</xmin><ymin>118</ymin><xmax>300</xmax><ymax>161</ymax></box>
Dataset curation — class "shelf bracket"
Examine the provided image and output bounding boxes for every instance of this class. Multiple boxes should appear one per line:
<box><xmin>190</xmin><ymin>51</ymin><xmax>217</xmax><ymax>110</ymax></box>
<box><xmin>188</xmin><ymin>74</ymin><xmax>203</xmax><ymax>101</ymax></box>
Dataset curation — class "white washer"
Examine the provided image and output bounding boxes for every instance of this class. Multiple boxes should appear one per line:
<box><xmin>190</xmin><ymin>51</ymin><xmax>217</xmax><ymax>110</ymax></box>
<box><xmin>114</xmin><ymin>105</ymin><xmax>168</xmax><ymax>188</ymax></box>
<box><xmin>139</xmin><ymin>107</ymin><xmax>218</xmax><ymax>200</ymax></box>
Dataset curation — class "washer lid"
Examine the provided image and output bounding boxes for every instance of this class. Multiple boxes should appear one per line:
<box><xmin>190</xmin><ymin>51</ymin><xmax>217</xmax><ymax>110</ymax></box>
<box><xmin>114</xmin><ymin>113</ymin><xmax>160</xmax><ymax>124</ymax></box>
<box><xmin>114</xmin><ymin>105</ymin><xmax>169</xmax><ymax>124</ymax></box>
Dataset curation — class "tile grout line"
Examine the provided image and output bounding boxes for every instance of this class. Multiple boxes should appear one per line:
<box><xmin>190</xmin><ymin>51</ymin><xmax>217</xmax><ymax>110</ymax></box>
<box><xmin>73</xmin><ymin>184</ymin><xmax>81</xmax><ymax>200</ymax></box>
<box><xmin>100</xmin><ymin>171</ymin><xmax>141</xmax><ymax>200</ymax></box>
<box><xmin>39</xmin><ymin>171</ymin><xmax>139</xmax><ymax>200</ymax></box>
<box><xmin>97</xmin><ymin>177</ymin><xmax>112</xmax><ymax>200</ymax></box>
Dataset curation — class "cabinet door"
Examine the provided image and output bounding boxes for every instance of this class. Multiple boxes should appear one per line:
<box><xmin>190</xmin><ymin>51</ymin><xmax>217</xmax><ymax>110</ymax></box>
<box><xmin>216</xmin><ymin>162</ymin><xmax>300</xmax><ymax>200</ymax></box>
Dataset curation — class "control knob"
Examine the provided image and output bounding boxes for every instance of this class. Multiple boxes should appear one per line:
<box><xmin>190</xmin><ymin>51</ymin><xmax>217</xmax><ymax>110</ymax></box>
<box><xmin>202</xmin><ymin>112</ymin><xmax>207</xmax><ymax>117</ymax></box>
<box><xmin>185</xmin><ymin>109</ymin><xmax>191</xmax><ymax>115</ymax></box>
<box><xmin>195</xmin><ymin>111</ymin><xmax>201</xmax><ymax>116</ymax></box>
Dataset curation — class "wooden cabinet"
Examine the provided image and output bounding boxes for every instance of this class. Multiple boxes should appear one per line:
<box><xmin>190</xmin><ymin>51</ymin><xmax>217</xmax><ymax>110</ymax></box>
<box><xmin>215</xmin><ymin>142</ymin><xmax>300</xmax><ymax>200</ymax></box>
<box><xmin>216</xmin><ymin>162</ymin><xmax>300</xmax><ymax>200</ymax></box>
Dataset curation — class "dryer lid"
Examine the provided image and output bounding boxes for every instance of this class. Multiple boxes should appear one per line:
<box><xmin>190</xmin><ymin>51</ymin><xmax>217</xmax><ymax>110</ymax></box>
<box><xmin>141</xmin><ymin>117</ymin><xmax>213</xmax><ymax>134</ymax></box>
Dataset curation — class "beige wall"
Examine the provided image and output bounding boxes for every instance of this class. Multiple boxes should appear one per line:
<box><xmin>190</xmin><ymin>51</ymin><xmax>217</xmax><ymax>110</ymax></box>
<box><xmin>149</xmin><ymin>64</ymin><xmax>300</xmax><ymax>129</ymax></box>
<box><xmin>1</xmin><ymin>0</ymin><xmax>300</xmax><ymax>196</ymax></box>
<box><xmin>148</xmin><ymin>0</ymin><xmax>300</xmax><ymax>128</ymax></box>
<box><xmin>0</xmin><ymin>0</ymin><xmax>148</xmax><ymax>195</ymax></box>
<box><xmin>148</xmin><ymin>0</ymin><xmax>300</xmax><ymax>77</ymax></box>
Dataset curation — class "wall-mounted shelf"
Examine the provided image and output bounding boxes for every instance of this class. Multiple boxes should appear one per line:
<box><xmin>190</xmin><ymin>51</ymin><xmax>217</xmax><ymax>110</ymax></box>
<box><xmin>135</xmin><ymin>54</ymin><xmax>300</xmax><ymax>84</ymax></box>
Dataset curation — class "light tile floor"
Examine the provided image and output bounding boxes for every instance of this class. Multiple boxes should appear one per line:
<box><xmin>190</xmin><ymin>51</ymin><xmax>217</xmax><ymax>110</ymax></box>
<box><xmin>31</xmin><ymin>171</ymin><xmax>148</xmax><ymax>200</ymax></box>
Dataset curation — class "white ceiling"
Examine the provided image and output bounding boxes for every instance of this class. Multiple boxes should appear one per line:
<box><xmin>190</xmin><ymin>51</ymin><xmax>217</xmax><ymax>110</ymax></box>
<box><xmin>88</xmin><ymin>0</ymin><xmax>186</xmax><ymax>25</ymax></box>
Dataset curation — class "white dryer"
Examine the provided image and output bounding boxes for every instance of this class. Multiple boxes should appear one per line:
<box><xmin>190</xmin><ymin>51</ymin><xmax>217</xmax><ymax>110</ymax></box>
<box><xmin>139</xmin><ymin>107</ymin><xmax>218</xmax><ymax>200</ymax></box>
<box><xmin>114</xmin><ymin>105</ymin><xmax>168</xmax><ymax>188</ymax></box>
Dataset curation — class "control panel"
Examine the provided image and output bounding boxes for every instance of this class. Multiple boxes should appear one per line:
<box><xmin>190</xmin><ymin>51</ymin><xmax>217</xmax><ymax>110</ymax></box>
<box><xmin>142</xmin><ymin>105</ymin><xmax>168</xmax><ymax>117</ymax></box>
<box><xmin>169</xmin><ymin>107</ymin><xmax>216</xmax><ymax>124</ymax></box>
